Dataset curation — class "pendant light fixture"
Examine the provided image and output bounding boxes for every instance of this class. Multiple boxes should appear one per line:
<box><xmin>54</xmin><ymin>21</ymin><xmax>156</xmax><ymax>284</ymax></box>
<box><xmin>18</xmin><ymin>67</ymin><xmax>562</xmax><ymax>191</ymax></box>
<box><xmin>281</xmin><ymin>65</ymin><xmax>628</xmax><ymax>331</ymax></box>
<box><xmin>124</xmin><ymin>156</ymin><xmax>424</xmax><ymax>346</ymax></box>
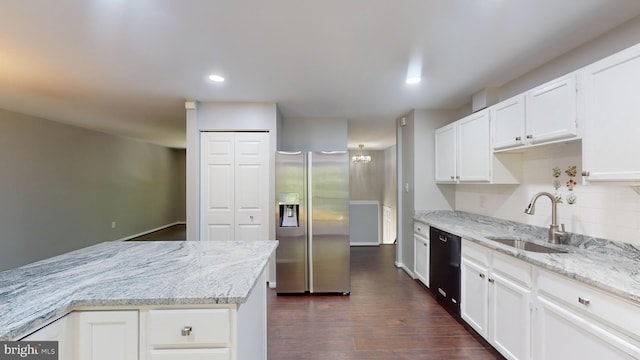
<box><xmin>352</xmin><ymin>144</ymin><xmax>371</xmax><ymax>163</ymax></box>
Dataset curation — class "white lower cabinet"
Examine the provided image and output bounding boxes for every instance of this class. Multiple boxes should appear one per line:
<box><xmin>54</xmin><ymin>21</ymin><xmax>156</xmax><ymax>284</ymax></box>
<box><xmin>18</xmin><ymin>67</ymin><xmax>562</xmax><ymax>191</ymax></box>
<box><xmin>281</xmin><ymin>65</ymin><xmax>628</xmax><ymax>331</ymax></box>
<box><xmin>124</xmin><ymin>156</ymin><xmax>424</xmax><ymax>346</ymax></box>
<box><xmin>142</xmin><ymin>308</ymin><xmax>231</xmax><ymax>360</ymax></box>
<box><xmin>76</xmin><ymin>311</ymin><xmax>139</xmax><ymax>360</ymax></box>
<box><xmin>462</xmin><ymin>239</ymin><xmax>640</xmax><ymax>360</ymax></box>
<box><xmin>461</xmin><ymin>239</ymin><xmax>532</xmax><ymax>360</ymax></box>
<box><xmin>148</xmin><ymin>349</ymin><xmax>230</xmax><ymax>360</ymax></box>
<box><xmin>413</xmin><ymin>221</ymin><xmax>429</xmax><ymax>286</ymax></box>
<box><xmin>534</xmin><ymin>269</ymin><xmax>640</xmax><ymax>360</ymax></box>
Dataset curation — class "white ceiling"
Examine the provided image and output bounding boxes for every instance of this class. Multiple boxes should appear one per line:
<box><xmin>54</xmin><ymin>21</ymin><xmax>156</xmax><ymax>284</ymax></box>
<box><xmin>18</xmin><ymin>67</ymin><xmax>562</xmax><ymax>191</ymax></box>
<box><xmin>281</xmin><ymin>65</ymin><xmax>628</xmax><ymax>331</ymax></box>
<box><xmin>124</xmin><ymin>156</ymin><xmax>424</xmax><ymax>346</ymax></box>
<box><xmin>2</xmin><ymin>1</ymin><xmax>640</xmax><ymax>149</ymax></box>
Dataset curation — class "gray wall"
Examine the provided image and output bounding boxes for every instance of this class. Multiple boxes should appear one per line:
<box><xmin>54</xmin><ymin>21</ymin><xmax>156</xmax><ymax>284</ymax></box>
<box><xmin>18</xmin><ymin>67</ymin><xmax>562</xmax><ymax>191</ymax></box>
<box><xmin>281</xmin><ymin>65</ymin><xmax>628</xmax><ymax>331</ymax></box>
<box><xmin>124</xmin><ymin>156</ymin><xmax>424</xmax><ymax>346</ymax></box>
<box><xmin>397</xmin><ymin>109</ymin><xmax>456</xmax><ymax>272</ymax></box>
<box><xmin>349</xmin><ymin>149</ymin><xmax>385</xmax><ymax>203</ymax></box>
<box><xmin>0</xmin><ymin>109</ymin><xmax>185</xmax><ymax>271</ymax></box>
<box><xmin>279</xmin><ymin>118</ymin><xmax>348</xmax><ymax>151</ymax></box>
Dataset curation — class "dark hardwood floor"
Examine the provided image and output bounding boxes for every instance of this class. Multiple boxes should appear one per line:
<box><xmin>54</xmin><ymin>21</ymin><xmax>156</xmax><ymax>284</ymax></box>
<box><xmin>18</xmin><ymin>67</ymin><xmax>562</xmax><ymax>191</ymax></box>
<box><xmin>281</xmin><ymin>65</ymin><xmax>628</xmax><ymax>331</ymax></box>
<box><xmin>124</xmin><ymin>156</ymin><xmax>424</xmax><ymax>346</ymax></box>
<box><xmin>268</xmin><ymin>245</ymin><xmax>503</xmax><ymax>359</ymax></box>
<box><xmin>127</xmin><ymin>224</ymin><xmax>186</xmax><ymax>241</ymax></box>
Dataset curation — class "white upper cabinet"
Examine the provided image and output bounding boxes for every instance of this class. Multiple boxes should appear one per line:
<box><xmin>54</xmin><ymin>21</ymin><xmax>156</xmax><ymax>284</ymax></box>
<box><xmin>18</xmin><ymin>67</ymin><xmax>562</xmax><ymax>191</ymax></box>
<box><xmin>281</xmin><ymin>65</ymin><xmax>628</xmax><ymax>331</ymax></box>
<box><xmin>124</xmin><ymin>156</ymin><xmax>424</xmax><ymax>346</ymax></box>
<box><xmin>491</xmin><ymin>94</ymin><xmax>526</xmax><ymax>150</ymax></box>
<box><xmin>435</xmin><ymin>110</ymin><xmax>521</xmax><ymax>184</ymax></box>
<box><xmin>458</xmin><ymin>110</ymin><xmax>492</xmax><ymax>182</ymax></box>
<box><xmin>435</xmin><ymin>122</ymin><xmax>458</xmax><ymax>183</ymax></box>
<box><xmin>525</xmin><ymin>74</ymin><xmax>578</xmax><ymax>144</ymax></box>
<box><xmin>581</xmin><ymin>43</ymin><xmax>640</xmax><ymax>183</ymax></box>
<box><xmin>491</xmin><ymin>74</ymin><xmax>579</xmax><ymax>151</ymax></box>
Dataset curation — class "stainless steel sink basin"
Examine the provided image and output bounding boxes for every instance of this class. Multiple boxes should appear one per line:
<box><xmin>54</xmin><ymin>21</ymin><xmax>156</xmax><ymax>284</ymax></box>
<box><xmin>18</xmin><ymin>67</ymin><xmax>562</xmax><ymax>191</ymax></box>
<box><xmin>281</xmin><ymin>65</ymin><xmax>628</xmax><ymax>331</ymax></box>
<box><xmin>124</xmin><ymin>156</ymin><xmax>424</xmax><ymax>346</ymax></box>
<box><xmin>485</xmin><ymin>237</ymin><xmax>568</xmax><ymax>253</ymax></box>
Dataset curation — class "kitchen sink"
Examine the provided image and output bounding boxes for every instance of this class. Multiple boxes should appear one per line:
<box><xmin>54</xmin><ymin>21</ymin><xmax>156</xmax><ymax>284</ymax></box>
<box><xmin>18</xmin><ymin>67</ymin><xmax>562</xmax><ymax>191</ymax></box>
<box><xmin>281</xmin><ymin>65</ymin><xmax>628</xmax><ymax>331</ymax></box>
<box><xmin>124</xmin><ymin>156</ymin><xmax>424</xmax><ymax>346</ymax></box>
<box><xmin>485</xmin><ymin>237</ymin><xmax>568</xmax><ymax>253</ymax></box>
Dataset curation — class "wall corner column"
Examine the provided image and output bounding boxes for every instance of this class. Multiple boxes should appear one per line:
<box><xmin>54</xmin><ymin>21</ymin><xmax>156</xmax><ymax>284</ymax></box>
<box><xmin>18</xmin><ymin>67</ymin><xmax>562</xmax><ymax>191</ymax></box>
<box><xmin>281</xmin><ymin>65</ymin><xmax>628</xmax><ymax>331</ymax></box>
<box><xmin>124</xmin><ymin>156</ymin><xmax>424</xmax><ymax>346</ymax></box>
<box><xmin>185</xmin><ymin>100</ymin><xmax>199</xmax><ymax>241</ymax></box>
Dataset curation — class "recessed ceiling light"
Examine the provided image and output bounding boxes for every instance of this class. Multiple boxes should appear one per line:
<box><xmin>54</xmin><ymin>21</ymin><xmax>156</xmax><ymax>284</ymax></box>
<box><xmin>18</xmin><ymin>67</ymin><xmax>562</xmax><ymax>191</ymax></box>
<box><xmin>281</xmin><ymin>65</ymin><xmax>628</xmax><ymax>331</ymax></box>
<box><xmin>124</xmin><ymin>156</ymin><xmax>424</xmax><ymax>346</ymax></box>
<box><xmin>208</xmin><ymin>74</ymin><xmax>225</xmax><ymax>82</ymax></box>
<box><xmin>406</xmin><ymin>77</ymin><xmax>421</xmax><ymax>84</ymax></box>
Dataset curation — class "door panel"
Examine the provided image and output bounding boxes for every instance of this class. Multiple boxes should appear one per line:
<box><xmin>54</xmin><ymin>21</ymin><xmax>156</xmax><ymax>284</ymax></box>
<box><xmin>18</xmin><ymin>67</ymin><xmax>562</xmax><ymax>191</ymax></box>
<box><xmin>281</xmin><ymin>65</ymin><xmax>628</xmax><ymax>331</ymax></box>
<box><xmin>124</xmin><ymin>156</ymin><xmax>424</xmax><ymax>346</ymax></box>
<box><xmin>309</xmin><ymin>151</ymin><xmax>350</xmax><ymax>293</ymax></box>
<box><xmin>234</xmin><ymin>133</ymin><xmax>269</xmax><ymax>241</ymax></box>
<box><xmin>201</xmin><ymin>133</ymin><xmax>235</xmax><ymax>240</ymax></box>
<box><xmin>275</xmin><ymin>152</ymin><xmax>307</xmax><ymax>293</ymax></box>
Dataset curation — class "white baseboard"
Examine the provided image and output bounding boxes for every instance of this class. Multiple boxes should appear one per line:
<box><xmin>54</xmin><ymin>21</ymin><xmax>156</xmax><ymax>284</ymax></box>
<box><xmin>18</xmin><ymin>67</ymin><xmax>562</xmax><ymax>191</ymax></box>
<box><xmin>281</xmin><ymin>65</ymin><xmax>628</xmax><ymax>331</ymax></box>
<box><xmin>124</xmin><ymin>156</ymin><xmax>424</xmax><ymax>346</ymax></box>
<box><xmin>395</xmin><ymin>261</ymin><xmax>415</xmax><ymax>279</ymax></box>
<box><xmin>116</xmin><ymin>221</ymin><xmax>186</xmax><ymax>242</ymax></box>
<box><xmin>350</xmin><ymin>242</ymin><xmax>379</xmax><ymax>246</ymax></box>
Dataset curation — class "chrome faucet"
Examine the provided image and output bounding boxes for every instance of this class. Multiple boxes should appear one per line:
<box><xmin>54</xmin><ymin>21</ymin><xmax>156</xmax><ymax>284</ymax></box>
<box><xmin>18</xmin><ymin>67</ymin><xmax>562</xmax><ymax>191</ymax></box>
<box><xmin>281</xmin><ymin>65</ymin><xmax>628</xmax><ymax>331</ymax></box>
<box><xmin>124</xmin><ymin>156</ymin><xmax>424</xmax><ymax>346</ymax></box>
<box><xmin>524</xmin><ymin>192</ymin><xmax>566</xmax><ymax>244</ymax></box>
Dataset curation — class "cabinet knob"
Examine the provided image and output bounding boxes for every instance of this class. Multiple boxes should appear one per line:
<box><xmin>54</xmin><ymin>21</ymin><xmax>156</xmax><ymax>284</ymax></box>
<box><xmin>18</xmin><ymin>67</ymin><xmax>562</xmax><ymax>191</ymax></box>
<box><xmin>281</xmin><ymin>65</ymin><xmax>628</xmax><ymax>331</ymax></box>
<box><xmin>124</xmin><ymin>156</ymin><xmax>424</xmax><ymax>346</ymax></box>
<box><xmin>181</xmin><ymin>326</ymin><xmax>193</xmax><ymax>336</ymax></box>
<box><xmin>581</xmin><ymin>170</ymin><xmax>590</xmax><ymax>177</ymax></box>
<box><xmin>250</xmin><ymin>215</ymin><xmax>254</xmax><ymax>222</ymax></box>
<box><xmin>455</xmin><ymin>176</ymin><xmax>460</xmax><ymax>180</ymax></box>
<box><xmin>479</xmin><ymin>273</ymin><xmax>485</xmax><ymax>279</ymax></box>
<box><xmin>488</xmin><ymin>278</ymin><xmax>495</xmax><ymax>283</ymax></box>
<box><xmin>515</xmin><ymin>136</ymin><xmax>521</xmax><ymax>141</ymax></box>
<box><xmin>450</xmin><ymin>176</ymin><xmax>455</xmax><ymax>180</ymax></box>
<box><xmin>526</xmin><ymin>134</ymin><xmax>533</xmax><ymax>139</ymax></box>
<box><xmin>578</xmin><ymin>297</ymin><xmax>590</xmax><ymax>306</ymax></box>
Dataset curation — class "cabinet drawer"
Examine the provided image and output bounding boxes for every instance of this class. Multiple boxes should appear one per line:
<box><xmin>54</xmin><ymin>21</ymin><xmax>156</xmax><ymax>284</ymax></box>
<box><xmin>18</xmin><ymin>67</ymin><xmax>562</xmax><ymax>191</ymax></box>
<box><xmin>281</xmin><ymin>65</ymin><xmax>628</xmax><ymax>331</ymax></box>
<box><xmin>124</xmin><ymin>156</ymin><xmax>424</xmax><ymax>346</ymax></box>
<box><xmin>414</xmin><ymin>222</ymin><xmax>429</xmax><ymax>238</ymax></box>
<box><xmin>149</xmin><ymin>348</ymin><xmax>230</xmax><ymax>360</ymax></box>
<box><xmin>148</xmin><ymin>309</ymin><xmax>230</xmax><ymax>348</ymax></box>
<box><xmin>537</xmin><ymin>269</ymin><xmax>640</xmax><ymax>338</ymax></box>
<box><xmin>461</xmin><ymin>239</ymin><xmax>489</xmax><ymax>267</ymax></box>
<box><xmin>491</xmin><ymin>251</ymin><xmax>531</xmax><ymax>287</ymax></box>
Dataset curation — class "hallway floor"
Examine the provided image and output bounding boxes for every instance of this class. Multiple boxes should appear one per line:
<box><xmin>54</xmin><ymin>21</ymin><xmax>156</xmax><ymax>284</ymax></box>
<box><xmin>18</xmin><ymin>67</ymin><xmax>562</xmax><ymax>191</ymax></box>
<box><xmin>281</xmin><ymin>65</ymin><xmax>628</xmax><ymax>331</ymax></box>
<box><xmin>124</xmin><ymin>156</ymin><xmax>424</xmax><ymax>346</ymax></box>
<box><xmin>267</xmin><ymin>245</ymin><xmax>503</xmax><ymax>359</ymax></box>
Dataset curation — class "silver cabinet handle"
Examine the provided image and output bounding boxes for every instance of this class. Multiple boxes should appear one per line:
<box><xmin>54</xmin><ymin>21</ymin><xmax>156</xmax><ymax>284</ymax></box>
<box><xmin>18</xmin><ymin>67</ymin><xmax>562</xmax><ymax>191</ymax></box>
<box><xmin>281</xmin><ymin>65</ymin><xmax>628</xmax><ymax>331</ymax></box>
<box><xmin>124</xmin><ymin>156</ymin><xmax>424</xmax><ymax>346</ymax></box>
<box><xmin>181</xmin><ymin>326</ymin><xmax>192</xmax><ymax>336</ymax></box>
<box><xmin>488</xmin><ymin>278</ymin><xmax>495</xmax><ymax>283</ymax></box>
<box><xmin>582</xmin><ymin>170</ymin><xmax>590</xmax><ymax>177</ymax></box>
<box><xmin>578</xmin><ymin>297</ymin><xmax>590</xmax><ymax>306</ymax></box>
<box><xmin>439</xmin><ymin>235</ymin><xmax>447</xmax><ymax>242</ymax></box>
<box><xmin>479</xmin><ymin>273</ymin><xmax>485</xmax><ymax>279</ymax></box>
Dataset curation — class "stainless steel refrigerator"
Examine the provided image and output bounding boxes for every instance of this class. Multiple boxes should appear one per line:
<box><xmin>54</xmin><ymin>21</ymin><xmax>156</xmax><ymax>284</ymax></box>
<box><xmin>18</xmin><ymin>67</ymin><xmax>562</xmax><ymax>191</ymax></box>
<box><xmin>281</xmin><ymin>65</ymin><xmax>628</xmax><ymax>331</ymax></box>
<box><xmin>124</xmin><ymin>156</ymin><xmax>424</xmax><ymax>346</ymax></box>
<box><xmin>275</xmin><ymin>151</ymin><xmax>350</xmax><ymax>294</ymax></box>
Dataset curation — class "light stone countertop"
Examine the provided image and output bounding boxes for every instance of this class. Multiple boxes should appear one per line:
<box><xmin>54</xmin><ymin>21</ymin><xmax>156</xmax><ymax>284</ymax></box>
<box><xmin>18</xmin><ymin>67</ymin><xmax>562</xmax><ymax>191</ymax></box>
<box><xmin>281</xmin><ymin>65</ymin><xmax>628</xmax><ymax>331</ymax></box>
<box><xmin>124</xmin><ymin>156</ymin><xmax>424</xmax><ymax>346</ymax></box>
<box><xmin>0</xmin><ymin>240</ymin><xmax>278</xmax><ymax>340</ymax></box>
<box><xmin>414</xmin><ymin>210</ymin><xmax>640</xmax><ymax>305</ymax></box>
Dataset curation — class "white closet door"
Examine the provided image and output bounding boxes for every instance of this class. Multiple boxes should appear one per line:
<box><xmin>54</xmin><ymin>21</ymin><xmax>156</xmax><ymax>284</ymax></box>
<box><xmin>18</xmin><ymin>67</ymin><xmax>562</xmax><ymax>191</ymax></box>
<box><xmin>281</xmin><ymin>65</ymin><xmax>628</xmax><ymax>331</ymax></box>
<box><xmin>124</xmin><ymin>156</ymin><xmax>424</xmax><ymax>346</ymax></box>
<box><xmin>234</xmin><ymin>132</ymin><xmax>269</xmax><ymax>241</ymax></box>
<box><xmin>200</xmin><ymin>132</ymin><xmax>269</xmax><ymax>241</ymax></box>
<box><xmin>201</xmin><ymin>132</ymin><xmax>235</xmax><ymax>241</ymax></box>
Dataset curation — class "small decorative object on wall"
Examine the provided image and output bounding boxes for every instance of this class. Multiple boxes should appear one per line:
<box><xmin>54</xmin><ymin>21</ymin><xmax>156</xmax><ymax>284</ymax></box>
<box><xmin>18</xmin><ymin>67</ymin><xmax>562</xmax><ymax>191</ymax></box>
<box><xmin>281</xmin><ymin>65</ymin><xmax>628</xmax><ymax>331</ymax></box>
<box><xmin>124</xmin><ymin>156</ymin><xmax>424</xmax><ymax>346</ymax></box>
<box><xmin>551</xmin><ymin>165</ymin><xmax>578</xmax><ymax>205</ymax></box>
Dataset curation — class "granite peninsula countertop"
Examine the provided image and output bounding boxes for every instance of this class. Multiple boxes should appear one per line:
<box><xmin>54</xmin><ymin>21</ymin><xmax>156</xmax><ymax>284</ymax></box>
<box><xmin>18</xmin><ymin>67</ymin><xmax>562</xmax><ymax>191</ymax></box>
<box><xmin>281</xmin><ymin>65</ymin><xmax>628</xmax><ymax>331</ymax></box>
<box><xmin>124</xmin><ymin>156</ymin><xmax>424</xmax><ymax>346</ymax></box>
<box><xmin>414</xmin><ymin>211</ymin><xmax>640</xmax><ymax>305</ymax></box>
<box><xmin>0</xmin><ymin>240</ymin><xmax>278</xmax><ymax>340</ymax></box>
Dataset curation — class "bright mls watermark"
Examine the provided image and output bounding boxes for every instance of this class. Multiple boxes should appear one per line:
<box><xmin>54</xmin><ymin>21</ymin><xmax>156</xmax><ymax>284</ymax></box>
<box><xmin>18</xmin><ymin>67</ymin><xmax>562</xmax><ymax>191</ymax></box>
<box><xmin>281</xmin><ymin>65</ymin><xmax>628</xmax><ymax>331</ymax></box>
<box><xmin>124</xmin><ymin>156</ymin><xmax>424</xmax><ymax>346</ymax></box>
<box><xmin>0</xmin><ymin>342</ymin><xmax>57</xmax><ymax>359</ymax></box>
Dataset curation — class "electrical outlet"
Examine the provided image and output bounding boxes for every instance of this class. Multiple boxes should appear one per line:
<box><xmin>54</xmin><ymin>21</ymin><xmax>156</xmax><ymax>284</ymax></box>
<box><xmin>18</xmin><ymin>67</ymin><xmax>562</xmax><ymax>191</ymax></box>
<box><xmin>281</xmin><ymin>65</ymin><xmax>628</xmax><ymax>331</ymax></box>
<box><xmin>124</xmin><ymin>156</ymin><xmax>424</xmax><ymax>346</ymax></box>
<box><xmin>111</xmin><ymin>221</ymin><xmax>116</xmax><ymax>229</ymax></box>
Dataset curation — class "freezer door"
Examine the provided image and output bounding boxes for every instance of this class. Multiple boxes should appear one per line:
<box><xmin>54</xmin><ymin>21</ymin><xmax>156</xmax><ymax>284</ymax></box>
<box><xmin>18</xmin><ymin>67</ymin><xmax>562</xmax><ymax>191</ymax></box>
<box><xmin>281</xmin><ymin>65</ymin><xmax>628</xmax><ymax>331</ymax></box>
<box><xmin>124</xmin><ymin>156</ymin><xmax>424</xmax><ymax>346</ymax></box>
<box><xmin>309</xmin><ymin>151</ymin><xmax>350</xmax><ymax>293</ymax></box>
<box><xmin>275</xmin><ymin>152</ymin><xmax>307</xmax><ymax>293</ymax></box>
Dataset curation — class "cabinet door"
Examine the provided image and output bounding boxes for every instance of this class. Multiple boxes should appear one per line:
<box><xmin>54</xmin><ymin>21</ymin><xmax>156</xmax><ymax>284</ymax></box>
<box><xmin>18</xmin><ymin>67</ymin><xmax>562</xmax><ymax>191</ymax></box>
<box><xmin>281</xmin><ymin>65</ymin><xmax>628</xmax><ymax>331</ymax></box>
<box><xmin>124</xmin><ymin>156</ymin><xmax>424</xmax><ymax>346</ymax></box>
<box><xmin>526</xmin><ymin>74</ymin><xmax>577</xmax><ymax>144</ymax></box>
<box><xmin>491</xmin><ymin>95</ymin><xmax>526</xmax><ymax>150</ymax></box>
<box><xmin>435</xmin><ymin>123</ymin><xmax>457</xmax><ymax>183</ymax></box>
<box><xmin>582</xmin><ymin>43</ymin><xmax>640</xmax><ymax>182</ymax></box>
<box><xmin>76</xmin><ymin>311</ymin><xmax>138</xmax><ymax>360</ymax></box>
<box><xmin>490</xmin><ymin>272</ymin><xmax>531</xmax><ymax>360</ymax></box>
<box><xmin>414</xmin><ymin>234</ymin><xmax>429</xmax><ymax>286</ymax></box>
<box><xmin>534</xmin><ymin>296</ymin><xmax>640</xmax><ymax>360</ymax></box>
<box><xmin>458</xmin><ymin>110</ymin><xmax>491</xmax><ymax>182</ymax></box>
<box><xmin>460</xmin><ymin>257</ymin><xmax>488</xmax><ymax>338</ymax></box>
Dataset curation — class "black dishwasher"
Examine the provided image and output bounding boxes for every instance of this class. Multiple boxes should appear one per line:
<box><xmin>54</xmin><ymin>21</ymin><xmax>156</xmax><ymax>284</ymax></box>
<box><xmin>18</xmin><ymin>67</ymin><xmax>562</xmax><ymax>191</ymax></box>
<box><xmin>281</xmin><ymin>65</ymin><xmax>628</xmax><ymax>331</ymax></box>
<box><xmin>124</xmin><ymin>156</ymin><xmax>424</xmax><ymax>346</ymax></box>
<box><xmin>429</xmin><ymin>226</ymin><xmax>461</xmax><ymax>315</ymax></box>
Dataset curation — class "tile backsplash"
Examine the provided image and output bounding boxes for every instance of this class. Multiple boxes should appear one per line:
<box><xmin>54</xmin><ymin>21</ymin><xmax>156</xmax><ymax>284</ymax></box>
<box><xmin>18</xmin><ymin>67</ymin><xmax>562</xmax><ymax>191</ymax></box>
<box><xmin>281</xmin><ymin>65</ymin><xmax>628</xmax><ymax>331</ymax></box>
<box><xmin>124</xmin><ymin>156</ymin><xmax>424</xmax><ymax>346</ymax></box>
<box><xmin>455</xmin><ymin>141</ymin><xmax>640</xmax><ymax>246</ymax></box>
